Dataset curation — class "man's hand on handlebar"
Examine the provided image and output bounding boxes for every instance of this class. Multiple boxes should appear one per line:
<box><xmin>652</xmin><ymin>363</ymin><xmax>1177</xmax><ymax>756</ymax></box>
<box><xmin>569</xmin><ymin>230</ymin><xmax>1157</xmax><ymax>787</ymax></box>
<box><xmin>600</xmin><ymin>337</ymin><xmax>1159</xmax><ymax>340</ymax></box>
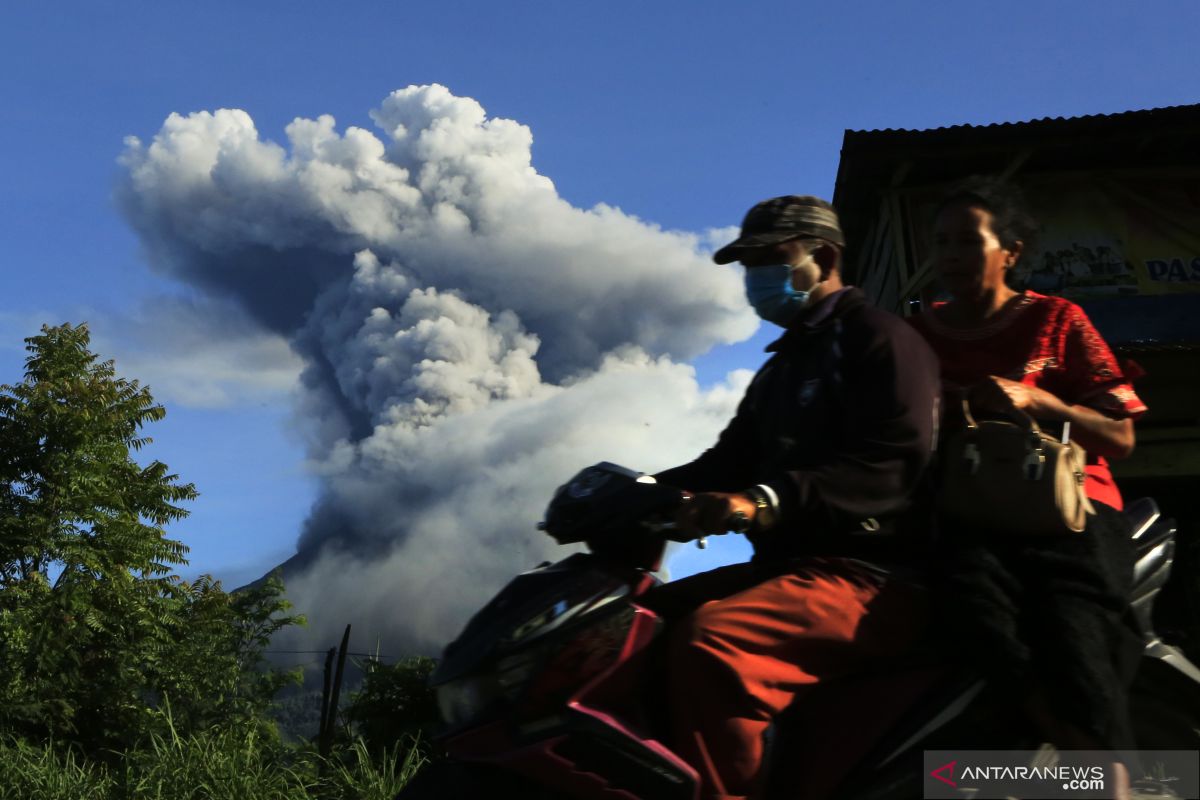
<box><xmin>672</xmin><ymin>491</ymin><xmax>758</xmax><ymax>540</ymax></box>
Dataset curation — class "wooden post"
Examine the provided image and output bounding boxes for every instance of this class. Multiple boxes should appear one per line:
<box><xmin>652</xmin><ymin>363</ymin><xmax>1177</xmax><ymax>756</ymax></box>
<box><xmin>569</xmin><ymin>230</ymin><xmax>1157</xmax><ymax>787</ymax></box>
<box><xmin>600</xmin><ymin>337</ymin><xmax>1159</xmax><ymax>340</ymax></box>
<box><xmin>326</xmin><ymin>624</ymin><xmax>353</xmax><ymax>749</ymax></box>
<box><xmin>318</xmin><ymin>646</ymin><xmax>335</xmax><ymax>757</ymax></box>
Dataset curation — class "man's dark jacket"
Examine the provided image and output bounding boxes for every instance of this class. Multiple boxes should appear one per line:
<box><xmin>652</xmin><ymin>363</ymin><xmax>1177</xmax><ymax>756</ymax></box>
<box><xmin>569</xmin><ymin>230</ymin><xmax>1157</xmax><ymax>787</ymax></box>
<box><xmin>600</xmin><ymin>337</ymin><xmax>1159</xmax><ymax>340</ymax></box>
<box><xmin>657</xmin><ymin>288</ymin><xmax>941</xmax><ymax>566</ymax></box>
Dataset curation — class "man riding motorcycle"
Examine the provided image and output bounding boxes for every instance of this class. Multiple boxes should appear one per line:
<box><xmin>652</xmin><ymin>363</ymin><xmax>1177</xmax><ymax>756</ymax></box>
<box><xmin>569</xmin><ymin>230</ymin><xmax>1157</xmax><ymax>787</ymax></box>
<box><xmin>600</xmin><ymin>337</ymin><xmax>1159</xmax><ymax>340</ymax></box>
<box><xmin>646</xmin><ymin>195</ymin><xmax>941</xmax><ymax>800</ymax></box>
<box><xmin>397</xmin><ymin>195</ymin><xmax>1198</xmax><ymax>800</ymax></box>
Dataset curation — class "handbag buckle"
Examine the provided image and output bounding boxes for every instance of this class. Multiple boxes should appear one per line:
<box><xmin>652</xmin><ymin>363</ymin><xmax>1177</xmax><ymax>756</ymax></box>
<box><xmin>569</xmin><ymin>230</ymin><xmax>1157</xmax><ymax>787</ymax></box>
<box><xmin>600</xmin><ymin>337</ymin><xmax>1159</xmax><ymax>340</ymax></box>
<box><xmin>963</xmin><ymin>442</ymin><xmax>981</xmax><ymax>475</ymax></box>
<box><xmin>1024</xmin><ymin>449</ymin><xmax>1046</xmax><ymax>481</ymax></box>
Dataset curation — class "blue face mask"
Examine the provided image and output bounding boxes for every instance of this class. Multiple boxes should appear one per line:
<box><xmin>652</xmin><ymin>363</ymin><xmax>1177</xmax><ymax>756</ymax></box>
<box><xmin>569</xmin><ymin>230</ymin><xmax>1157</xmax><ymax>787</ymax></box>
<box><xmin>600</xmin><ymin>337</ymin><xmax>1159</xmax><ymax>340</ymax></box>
<box><xmin>743</xmin><ymin>259</ymin><xmax>817</xmax><ymax>327</ymax></box>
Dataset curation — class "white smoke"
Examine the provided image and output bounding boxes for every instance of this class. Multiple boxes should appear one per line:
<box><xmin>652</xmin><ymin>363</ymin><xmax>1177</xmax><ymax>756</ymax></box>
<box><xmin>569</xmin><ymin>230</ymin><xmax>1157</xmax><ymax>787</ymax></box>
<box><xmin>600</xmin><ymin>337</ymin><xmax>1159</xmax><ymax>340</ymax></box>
<box><xmin>92</xmin><ymin>297</ymin><xmax>303</xmax><ymax>409</ymax></box>
<box><xmin>117</xmin><ymin>84</ymin><xmax>757</xmax><ymax>653</ymax></box>
<box><xmin>1</xmin><ymin>301</ymin><xmax>302</xmax><ymax>411</ymax></box>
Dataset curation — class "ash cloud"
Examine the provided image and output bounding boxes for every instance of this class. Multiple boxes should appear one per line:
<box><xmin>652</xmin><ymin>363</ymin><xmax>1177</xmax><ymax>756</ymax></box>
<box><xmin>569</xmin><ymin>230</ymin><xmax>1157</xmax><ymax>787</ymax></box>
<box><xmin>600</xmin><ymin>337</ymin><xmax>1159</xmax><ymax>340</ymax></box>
<box><xmin>117</xmin><ymin>84</ymin><xmax>756</xmax><ymax>653</ymax></box>
<box><xmin>93</xmin><ymin>297</ymin><xmax>303</xmax><ymax>409</ymax></box>
<box><xmin>2</xmin><ymin>300</ymin><xmax>301</xmax><ymax>410</ymax></box>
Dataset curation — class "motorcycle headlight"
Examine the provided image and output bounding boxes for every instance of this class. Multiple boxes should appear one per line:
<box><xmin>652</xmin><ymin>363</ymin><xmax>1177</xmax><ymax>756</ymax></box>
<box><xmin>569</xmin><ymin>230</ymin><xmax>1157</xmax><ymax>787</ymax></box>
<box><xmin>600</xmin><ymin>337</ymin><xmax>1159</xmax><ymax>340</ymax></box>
<box><xmin>436</xmin><ymin>676</ymin><xmax>497</xmax><ymax>727</ymax></box>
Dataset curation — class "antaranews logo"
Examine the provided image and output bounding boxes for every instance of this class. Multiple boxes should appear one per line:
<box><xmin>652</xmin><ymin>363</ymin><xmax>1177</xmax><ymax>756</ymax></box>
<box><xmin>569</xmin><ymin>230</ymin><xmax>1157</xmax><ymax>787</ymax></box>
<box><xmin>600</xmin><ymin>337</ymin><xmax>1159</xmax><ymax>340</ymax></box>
<box><xmin>924</xmin><ymin>750</ymin><xmax>1199</xmax><ymax>799</ymax></box>
<box><xmin>929</xmin><ymin>760</ymin><xmax>957</xmax><ymax>788</ymax></box>
<box><xmin>925</xmin><ymin>751</ymin><xmax>1108</xmax><ymax>798</ymax></box>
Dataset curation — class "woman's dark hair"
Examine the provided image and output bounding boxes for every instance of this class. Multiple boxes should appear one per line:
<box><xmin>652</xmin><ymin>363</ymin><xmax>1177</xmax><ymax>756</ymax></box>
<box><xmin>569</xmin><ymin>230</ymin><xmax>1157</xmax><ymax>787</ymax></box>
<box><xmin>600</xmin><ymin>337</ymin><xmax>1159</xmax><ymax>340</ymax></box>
<box><xmin>935</xmin><ymin>176</ymin><xmax>1039</xmax><ymax>255</ymax></box>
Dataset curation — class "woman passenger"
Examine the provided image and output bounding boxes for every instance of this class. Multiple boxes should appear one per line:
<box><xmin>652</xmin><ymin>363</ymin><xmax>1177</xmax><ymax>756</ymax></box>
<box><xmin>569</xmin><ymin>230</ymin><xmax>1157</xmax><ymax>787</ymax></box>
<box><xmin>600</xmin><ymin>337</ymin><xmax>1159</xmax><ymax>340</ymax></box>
<box><xmin>907</xmin><ymin>178</ymin><xmax>1147</xmax><ymax>752</ymax></box>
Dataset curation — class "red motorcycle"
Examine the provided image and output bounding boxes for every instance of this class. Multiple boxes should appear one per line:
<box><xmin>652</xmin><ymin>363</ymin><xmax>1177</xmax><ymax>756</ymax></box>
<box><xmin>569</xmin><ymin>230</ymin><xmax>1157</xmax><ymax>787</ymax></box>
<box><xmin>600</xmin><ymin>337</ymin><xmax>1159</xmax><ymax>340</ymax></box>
<box><xmin>396</xmin><ymin>463</ymin><xmax>1200</xmax><ymax>799</ymax></box>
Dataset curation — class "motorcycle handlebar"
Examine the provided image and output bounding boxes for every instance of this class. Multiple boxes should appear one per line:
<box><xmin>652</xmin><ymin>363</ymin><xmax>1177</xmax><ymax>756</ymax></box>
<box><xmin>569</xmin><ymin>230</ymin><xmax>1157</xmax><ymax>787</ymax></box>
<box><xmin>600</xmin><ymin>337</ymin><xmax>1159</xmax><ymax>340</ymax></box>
<box><xmin>541</xmin><ymin>464</ymin><xmax>742</xmax><ymax>551</ymax></box>
<box><xmin>626</xmin><ymin>490</ymin><xmax>748</xmax><ymax>549</ymax></box>
<box><xmin>644</xmin><ymin>491</ymin><xmax>745</xmax><ymax>550</ymax></box>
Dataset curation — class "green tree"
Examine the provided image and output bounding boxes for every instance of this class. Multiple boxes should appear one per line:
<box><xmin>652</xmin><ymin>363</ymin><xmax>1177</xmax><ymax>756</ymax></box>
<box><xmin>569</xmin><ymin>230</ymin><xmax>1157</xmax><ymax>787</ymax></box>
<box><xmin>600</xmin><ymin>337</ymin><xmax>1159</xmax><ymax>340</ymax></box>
<box><xmin>346</xmin><ymin>656</ymin><xmax>438</xmax><ymax>756</ymax></box>
<box><xmin>159</xmin><ymin>572</ymin><xmax>304</xmax><ymax>735</ymax></box>
<box><xmin>0</xmin><ymin>323</ymin><xmax>301</xmax><ymax>753</ymax></box>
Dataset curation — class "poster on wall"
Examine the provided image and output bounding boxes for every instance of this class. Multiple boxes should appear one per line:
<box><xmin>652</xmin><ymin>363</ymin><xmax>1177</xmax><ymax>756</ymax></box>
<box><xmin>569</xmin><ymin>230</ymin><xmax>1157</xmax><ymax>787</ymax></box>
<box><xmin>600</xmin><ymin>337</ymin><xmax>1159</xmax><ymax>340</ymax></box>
<box><xmin>904</xmin><ymin>171</ymin><xmax>1200</xmax><ymax>298</ymax></box>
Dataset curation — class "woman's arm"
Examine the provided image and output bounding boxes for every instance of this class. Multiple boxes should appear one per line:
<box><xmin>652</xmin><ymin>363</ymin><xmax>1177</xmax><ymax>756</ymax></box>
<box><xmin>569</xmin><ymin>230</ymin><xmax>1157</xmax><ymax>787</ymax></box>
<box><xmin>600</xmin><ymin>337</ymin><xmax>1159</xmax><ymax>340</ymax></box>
<box><xmin>972</xmin><ymin>376</ymin><xmax>1136</xmax><ymax>460</ymax></box>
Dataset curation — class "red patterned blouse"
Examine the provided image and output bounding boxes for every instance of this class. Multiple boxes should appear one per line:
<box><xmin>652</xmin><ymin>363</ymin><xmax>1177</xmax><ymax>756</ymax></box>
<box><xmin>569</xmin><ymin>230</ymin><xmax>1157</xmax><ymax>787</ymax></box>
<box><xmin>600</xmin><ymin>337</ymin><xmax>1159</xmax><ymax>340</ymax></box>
<box><xmin>907</xmin><ymin>291</ymin><xmax>1147</xmax><ymax>510</ymax></box>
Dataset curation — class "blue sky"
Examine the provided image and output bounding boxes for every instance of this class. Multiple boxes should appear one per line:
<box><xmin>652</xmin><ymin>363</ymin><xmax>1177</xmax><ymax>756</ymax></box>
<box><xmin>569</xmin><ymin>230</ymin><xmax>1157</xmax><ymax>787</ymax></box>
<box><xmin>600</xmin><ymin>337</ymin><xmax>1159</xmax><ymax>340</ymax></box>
<box><xmin>3</xmin><ymin>1</ymin><xmax>1199</xmax><ymax>618</ymax></box>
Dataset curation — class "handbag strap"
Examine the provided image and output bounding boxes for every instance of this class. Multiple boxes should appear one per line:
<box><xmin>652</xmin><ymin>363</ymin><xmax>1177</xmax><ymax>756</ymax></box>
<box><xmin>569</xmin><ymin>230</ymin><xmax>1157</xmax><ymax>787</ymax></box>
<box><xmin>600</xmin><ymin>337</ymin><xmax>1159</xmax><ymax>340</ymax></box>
<box><xmin>959</xmin><ymin>394</ymin><xmax>1054</xmax><ymax>480</ymax></box>
<box><xmin>959</xmin><ymin>394</ymin><xmax>1047</xmax><ymax>439</ymax></box>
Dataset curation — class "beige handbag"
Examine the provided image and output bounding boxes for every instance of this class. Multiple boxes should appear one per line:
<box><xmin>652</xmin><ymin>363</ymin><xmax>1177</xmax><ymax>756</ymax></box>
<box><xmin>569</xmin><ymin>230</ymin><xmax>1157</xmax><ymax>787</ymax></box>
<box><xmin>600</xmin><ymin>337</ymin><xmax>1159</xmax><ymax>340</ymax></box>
<box><xmin>939</xmin><ymin>397</ymin><xmax>1095</xmax><ymax>535</ymax></box>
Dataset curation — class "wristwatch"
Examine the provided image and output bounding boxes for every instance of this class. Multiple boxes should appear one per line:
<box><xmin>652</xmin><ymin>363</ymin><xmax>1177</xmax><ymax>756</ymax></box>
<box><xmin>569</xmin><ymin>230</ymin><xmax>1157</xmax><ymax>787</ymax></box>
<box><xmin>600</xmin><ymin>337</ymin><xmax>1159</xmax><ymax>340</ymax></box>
<box><xmin>746</xmin><ymin>485</ymin><xmax>779</xmax><ymax>533</ymax></box>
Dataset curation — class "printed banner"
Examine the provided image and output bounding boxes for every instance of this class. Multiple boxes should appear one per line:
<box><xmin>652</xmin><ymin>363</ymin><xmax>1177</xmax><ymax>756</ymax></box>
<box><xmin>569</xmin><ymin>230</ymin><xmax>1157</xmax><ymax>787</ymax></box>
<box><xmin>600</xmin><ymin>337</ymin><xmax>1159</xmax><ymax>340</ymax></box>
<box><xmin>904</xmin><ymin>171</ymin><xmax>1200</xmax><ymax>299</ymax></box>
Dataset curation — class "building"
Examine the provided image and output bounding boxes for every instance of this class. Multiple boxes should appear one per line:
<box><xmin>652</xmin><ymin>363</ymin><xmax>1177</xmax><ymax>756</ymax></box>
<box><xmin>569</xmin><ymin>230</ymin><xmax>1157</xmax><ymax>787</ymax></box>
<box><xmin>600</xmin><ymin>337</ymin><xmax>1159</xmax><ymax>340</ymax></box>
<box><xmin>832</xmin><ymin>105</ymin><xmax>1200</xmax><ymax>644</ymax></box>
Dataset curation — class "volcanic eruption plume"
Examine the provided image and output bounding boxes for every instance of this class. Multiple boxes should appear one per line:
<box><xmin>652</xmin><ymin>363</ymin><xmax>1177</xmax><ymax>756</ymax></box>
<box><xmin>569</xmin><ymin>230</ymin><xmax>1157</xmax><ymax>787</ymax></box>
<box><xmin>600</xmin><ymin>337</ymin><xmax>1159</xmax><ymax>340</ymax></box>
<box><xmin>118</xmin><ymin>84</ymin><xmax>756</xmax><ymax>652</ymax></box>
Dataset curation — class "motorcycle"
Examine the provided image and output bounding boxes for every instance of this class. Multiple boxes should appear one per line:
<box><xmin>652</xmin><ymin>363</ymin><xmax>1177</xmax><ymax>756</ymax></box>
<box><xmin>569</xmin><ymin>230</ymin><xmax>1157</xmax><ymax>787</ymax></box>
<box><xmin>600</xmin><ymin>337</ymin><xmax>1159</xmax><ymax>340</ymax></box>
<box><xmin>396</xmin><ymin>462</ymin><xmax>1200</xmax><ymax>800</ymax></box>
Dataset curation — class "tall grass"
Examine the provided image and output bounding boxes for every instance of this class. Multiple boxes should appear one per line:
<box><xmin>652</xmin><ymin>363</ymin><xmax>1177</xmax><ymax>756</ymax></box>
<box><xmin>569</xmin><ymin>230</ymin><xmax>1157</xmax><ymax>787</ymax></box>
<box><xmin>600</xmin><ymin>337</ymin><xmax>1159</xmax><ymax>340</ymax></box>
<box><xmin>0</xmin><ymin>718</ymin><xmax>426</xmax><ymax>800</ymax></box>
<box><xmin>323</xmin><ymin>738</ymin><xmax>427</xmax><ymax>800</ymax></box>
<box><xmin>0</xmin><ymin>736</ymin><xmax>114</xmax><ymax>800</ymax></box>
<box><xmin>120</xmin><ymin>715</ymin><xmax>316</xmax><ymax>800</ymax></box>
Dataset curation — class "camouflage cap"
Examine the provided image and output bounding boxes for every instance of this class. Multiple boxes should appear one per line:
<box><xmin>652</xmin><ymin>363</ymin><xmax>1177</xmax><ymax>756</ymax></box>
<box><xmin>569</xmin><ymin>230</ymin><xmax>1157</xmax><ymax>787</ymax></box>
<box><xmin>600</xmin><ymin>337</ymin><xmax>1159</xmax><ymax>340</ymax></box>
<box><xmin>712</xmin><ymin>195</ymin><xmax>845</xmax><ymax>264</ymax></box>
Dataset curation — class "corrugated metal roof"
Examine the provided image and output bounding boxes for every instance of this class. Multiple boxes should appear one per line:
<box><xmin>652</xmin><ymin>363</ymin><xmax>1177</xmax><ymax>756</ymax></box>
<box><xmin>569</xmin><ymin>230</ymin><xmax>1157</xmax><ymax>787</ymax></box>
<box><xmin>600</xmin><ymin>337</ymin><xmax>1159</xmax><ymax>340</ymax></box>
<box><xmin>834</xmin><ymin>102</ymin><xmax>1200</xmax><ymax>218</ymax></box>
<box><xmin>847</xmin><ymin>103</ymin><xmax>1200</xmax><ymax>137</ymax></box>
